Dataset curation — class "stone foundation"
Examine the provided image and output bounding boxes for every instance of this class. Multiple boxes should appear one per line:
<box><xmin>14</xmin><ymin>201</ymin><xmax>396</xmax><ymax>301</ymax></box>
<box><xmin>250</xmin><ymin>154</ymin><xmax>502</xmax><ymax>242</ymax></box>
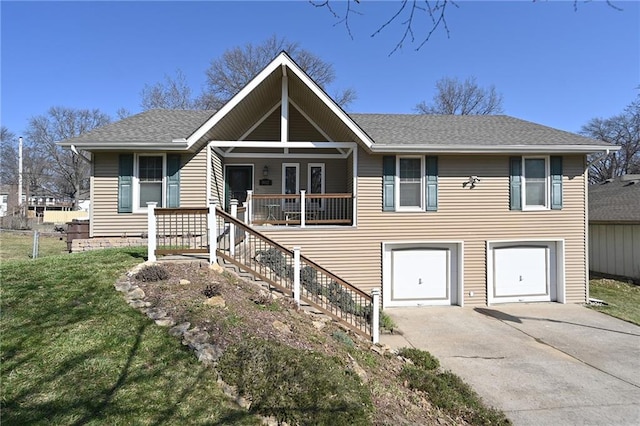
<box><xmin>71</xmin><ymin>237</ymin><xmax>148</xmax><ymax>252</ymax></box>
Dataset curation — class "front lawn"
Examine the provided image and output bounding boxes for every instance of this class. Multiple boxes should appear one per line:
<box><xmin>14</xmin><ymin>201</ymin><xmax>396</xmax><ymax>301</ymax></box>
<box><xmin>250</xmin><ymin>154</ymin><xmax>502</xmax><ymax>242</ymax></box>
<box><xmin>0</xmin><ymin>230</ymin><xmax>68</xmax><ymax>261</ymax></box>
<box><xmin>588</xmin><ymin>277</ymin><xmax>640</xmax><ymax>326</ymax></box>
<box><xmin>0</xmin><ymin>248</ymin><xmax>258</xmax><ymax>425</ymax></box>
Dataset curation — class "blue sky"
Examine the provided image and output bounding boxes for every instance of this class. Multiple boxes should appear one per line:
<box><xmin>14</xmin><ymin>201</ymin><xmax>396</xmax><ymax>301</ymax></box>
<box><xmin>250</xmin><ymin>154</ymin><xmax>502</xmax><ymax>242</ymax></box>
<box><xmin>1</xmin><ymin>1</ymin><xmax>638</xmax><ymax>138</ymax></box>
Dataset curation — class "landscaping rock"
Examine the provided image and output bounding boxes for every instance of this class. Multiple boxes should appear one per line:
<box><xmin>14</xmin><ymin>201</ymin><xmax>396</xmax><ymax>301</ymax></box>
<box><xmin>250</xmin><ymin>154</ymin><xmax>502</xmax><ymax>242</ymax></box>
<box><xmin>209</xmin><ymin>263</ymin><xmax>224</xmax><ymax>273</ymax></box>
<box><xmin>128</xmin><ymin>299</ymin><xmax>151</xmax><ymax>309</ymax></box>
<box><xmin>348</xmin><ymin>355</ymin><xmax>369</xmax><ymax>383</ymax></box>
<box><xmin>203</xmin><ymin>296</ymin><xmax>226</xmax><ymax>308</ymax></box>
<box><xmin>155</xmin><ymin>318</ymin><xmax>176</xmax><ymax>327</ymax></box>
<box><xmin>312</xmin><ymin>320</ymin><xmax>326</xmax><ymax>330</ymax></box>
<box><xmin>195</xmin><ymin>343</ymin><xmax>223</xmax><ymax>364</ymax></box>
<box><xmin>272</xmin><ymin>320</ymin><xmax>291</xmax><ymax>334</ymax></box>
<box><xmin>169</xmin><ymin>322</ymin><xmax>191</xmax><ymax>337</ymax></box>
<box><xmin>125</xmin><ymin>287</ymin><xmax>145</xmax><ymax>300</ymax></box>
<box><xmin>182</xmin><ymin>328</ymin><xmax>211</xmax><ymax>350</ymax></box>
<box><xmin>146</xmin><ymin>307</ymin><xmax>167</xmax><ymax>320</ymax></box>
<box><xmin>114</xmin><ymin>281</ymin><xmax>132</xmax><ymax>292</ymax></box>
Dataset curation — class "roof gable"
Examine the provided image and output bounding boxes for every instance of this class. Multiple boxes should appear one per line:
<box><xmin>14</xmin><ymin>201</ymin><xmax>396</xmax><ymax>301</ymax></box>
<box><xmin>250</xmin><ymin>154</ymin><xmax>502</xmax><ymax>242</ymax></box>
<box><xmin>185</xmin><ymin>52</ymin><xmax>374</xmax><ymax>151</ymax></box>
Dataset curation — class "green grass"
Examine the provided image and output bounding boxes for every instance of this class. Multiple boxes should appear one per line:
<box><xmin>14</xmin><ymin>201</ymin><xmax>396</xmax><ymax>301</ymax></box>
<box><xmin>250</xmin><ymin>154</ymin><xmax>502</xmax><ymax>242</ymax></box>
<box><xmin>398</xmin><ymin>348</ymin><xmax>510</xmax><ymax>425</ymax></box>
<box><xmin>588</xmin><ymin>277</ymin><xmax>640</xmax><ymax>326</ymax></box>
<box><xmin>1</xmin><ymin>247</ymin><xmax>259</xmax><ymax>425</ymax></box>
<box><xmin>0</xmin><ymin>231</ymin><xmax>68</xmax><ymax>261</ymax></box>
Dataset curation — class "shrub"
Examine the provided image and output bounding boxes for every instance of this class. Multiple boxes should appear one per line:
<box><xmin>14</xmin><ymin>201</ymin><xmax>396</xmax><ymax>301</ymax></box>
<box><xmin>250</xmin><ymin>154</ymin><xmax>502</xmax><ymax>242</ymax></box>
<box><xmin>256</xmin><ymin>248</ymin><xmax>292</xmax><ymax>279</ymax></box>
<box><xmin>219</xmin><ymin>339</ymin><xmax>372</xmax><ymax>425</ymax></box>
<box><xmin>398</xmin><ymin>347</ymin><xmax>440</xmax><ymax>370</ymax></box>
<box><xmin>202</xmin><ymin>283</ymin><xmax>221</xmax><ymax>298</ymax></box>
<box><xmin>400</xmin><ymin>366</ymin><xmax>510</xmax><ymax>425</ymax></box>
<box><xmin>332</xmin><ymin>330</ymin><xmax>354</xmax><ymax>347</ymax></box>
<box><xmin>134</xmin><ymin>264</ymin><xmax>169</xmax><ymax>282</ymax></box>
<box><xmin>379</xmin><ymin>311</ymin><xmax>396</xmax><ymax>332</ymax></box>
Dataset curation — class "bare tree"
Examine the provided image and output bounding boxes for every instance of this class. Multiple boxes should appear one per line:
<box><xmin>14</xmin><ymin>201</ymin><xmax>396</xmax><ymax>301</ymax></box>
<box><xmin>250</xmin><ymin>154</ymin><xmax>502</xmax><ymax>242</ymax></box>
<box><xmin>415</xmin><ymin>76</ymin><xmax>503</xmax><ymax>115</ymax></box>
<box><xmin>581</xmin><ymin>96</ymin><xmax>640</xmax><ymax>183</ymax></box>
<box><xmin>116</xmin><ymin>107</ymin><xmax>132</xmax><ymax>119</ymax></box>
<box><xmin>141</xmin><ymin>69</ymin><xmax>196</xmax><ymax>110</ymax></box>
<box><xmin>1</xmin><ymin>126</ymin><xmax>52</xmax><ymax>213</ymax></box>
<box><xmin>195</xmin><ymin>35</ymin><xmax>356</xmax><ymax>110</ymax></box>
<box><xmin>313</xmin><ymin>0</ymin><xmax>623</xmax><ymax>55</ymax></box>
<box><xmin>141</xmin><ymin>36</ymin><xmax>356</xmax><ymax>112</ymax></box>
<box><xmin>0</xmin><ymin>126</ymin><xmax>17</xmax><ymax>185</ymax></box>
<box><xmin>25</xmin><ymin>107</ymin><xmax>111</xmax><ymax>207</ymax></box>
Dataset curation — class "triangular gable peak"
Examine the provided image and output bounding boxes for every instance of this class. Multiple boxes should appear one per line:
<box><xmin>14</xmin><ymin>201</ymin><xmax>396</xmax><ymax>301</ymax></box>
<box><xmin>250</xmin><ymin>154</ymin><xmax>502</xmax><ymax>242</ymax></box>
<box><xmin>184</xmin><ymin>52</ymin><xmax>373</xmax><ymax>154</ymax></box>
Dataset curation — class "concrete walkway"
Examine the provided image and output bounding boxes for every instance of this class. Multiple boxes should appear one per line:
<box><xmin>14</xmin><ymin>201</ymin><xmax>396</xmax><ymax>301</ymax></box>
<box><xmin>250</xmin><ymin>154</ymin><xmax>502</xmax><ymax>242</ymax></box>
<box><xmin>381</xmin><ymin>304</ymin><xmax>640</xmax><ymax>426</ymax></box>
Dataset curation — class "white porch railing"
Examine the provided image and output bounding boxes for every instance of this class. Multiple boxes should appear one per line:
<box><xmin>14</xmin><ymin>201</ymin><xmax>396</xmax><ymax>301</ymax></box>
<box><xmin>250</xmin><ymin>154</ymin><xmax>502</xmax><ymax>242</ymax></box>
<box><xmin>246</xmin><ymin>191</ymin><xmax>353</xmax><ymax>227</ymax></box>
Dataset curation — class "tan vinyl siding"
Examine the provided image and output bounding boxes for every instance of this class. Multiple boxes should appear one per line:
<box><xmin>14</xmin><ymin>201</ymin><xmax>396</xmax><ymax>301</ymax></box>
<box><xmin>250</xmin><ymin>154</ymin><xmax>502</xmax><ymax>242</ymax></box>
<box><xmin>211</xmin><ymin>151</ymin><xmax>224</xmax><ymax>203</ymax></box>
<box><xmin>93</xmin><ymin>152</ymin><xmax>146</xmax><ymax>237</ymax></box>
<box><xmin>92</xmin><ymin>149</ymin><xmax>208</xmax><ymax>237</ymax></box>
<box><xmin>261</xmin><ymin>149</ymin><xmax>588</xmax><ymax>306</ymax></box>
<box><xmin>180</xmin><ymin>149</ymin><xmax>208</xmax><ymax>207</ymax></box>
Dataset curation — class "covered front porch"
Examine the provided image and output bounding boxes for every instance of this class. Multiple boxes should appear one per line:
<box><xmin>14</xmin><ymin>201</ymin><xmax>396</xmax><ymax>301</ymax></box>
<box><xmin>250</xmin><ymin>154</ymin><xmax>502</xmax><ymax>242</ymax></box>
<box><xmin>210</xmin><ymin>142</ymin><xmax>358</xmax><ymax>227</ymax></box>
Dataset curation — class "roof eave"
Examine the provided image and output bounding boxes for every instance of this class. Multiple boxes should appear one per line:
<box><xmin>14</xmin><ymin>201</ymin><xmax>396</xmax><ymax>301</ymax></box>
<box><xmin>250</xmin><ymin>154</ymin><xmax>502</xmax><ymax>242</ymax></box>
<box><xmin>371</xmin><ymin>144</ymin><xmax>620</xmax><ymax>154</ymax></box>
<box><xmin>57</xmin><ymin>140</ymin><xmax>190</xmax><ymax>151</ymax></box>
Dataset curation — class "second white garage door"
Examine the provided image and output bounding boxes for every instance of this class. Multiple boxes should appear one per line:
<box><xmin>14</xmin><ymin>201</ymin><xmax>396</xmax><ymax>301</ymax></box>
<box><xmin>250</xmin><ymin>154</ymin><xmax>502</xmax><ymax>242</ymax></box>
<box><xmin>488</xmin><ymin>242</ymin><xmax>561</xmax><ymax>304</ymax></box>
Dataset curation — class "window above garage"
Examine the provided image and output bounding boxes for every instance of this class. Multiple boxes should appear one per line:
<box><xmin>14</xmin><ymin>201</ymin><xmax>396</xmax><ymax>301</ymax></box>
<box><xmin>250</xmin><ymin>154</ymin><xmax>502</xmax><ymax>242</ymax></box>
<box><xmin>510</xmin><ymin>156</ymin><xmax>563</xmax><ymax>211</ymax></box>
<box><xmin>383</xmin><ymin>155</ymin><xmax>438</xmax><ymax>212</ymax></box>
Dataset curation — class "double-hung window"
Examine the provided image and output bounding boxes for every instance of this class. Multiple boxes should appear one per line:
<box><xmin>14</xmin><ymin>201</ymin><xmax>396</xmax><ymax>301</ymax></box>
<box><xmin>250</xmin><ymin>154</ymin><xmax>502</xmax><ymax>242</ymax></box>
<box><xmin>510</xmin><ymin>156</ymin><xmax>562</xmax><ymax>211</ymax></box>
<box><xmin>523</xmin><ymin>157</ymin><xmax>548</xmax><ymax>209</ymax></box>
<box><xmin>398</xmin><ymin>157</ymin><xmax>423</xmax><ymax>209</ymax></box>
<box><xmin>382</xmin><ymin>155</ymin><xmax>438</xmax><ymax>212</ymax></box>
<box><xmin>118</xmin><ymin>153</ymin><xmax>181</xmax><ymax>213</ymax></box>
<box><xmin>138</xmin><ymin>155</ymin><xmax>164</xmax><ymax>208</ymax></box>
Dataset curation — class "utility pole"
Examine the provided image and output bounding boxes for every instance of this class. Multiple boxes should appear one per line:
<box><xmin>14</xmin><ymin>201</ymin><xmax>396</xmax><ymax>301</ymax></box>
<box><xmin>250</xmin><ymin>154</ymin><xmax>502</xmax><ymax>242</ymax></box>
<box><xmin>18</xmin><ymin>136</ymin><xmax>23</xmax><ymax>215</ymax></box>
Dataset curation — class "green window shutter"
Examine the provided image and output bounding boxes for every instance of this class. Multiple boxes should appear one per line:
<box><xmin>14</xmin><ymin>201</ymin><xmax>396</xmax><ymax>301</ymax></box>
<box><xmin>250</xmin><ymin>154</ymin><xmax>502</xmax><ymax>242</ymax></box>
<box><xmin>550</xmin><ymin>156</ymin><xmax>563</xmax><ymax>210</ymax></box>
<box><xmin>382</xmin><ymin>156</ymin><xmax>396</xmax><ymax>211</ymax></box>
<box><xmin>118</xmin><ymin>154</ymin><xmax>133</xmax><ymax>213</ymax></box>
<box><xmin>425</xmin><ymin>156</ymin><xmax>438</xmax><ymax>211</ymax></box>
<box><xmin>166</xmin><ymin>154</ymin><xmax>181</xmax><ymax>208</ymax></box>
<box><xmin>509</xmin><ymin>156</ymin><xmax>522</xmax><ymax>211</ymax></box>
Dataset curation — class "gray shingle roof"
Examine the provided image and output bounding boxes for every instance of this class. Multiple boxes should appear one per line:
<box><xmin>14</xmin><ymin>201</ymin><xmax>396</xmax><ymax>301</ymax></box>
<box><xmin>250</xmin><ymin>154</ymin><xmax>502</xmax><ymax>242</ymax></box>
<box><xmin>349</xmin><ymin>114</ymin><xmax>607</xmax><ymax>147</ymax></box>
<box><xmin>60</xmin><ymin>110</ymin><xmax>215</xmax><ymax>145</ymax></box>
<box><xmin>589</xmin><ymin>175</ymin><xmax>640</xmax><ymax>223</ymax></box>
<box><xmin>60</xmin><ymin>109</ymin><xmax>610</xmax><ymax>149</ymax></box>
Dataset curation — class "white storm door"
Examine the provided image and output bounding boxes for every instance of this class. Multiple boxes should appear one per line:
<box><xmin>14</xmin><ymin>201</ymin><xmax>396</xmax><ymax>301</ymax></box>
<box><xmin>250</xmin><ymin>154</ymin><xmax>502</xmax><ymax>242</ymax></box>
<box><xmin>493</xmin><ymin>246</ymin><xmax>549</xmax><ymax>298</ymax></box>
<box><xmin>392</xmin><ymin>249</ymin><xmax>450</xmax><ymax>303</ymax></box>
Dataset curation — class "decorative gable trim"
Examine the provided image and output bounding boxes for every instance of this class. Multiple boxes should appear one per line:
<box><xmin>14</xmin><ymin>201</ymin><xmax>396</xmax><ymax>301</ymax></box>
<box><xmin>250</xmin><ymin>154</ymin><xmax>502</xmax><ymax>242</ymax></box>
<box><xmin>185</xmin><ymin>52</ymin><xmax>374</xmax><ymax>150</ymax></box>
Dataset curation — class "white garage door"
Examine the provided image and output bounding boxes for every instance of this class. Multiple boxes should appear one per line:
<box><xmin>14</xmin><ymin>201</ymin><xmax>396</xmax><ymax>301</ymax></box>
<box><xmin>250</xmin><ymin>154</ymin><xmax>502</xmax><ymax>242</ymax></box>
<box><xmin>390</xmin><ymin>248</ymin><xmax>453</xmax><ymax>306</ymax></box>
<box><xmin>490</xmin><ymin>244</ymin><xmax>557</xmax><ymax>303</ymax></box>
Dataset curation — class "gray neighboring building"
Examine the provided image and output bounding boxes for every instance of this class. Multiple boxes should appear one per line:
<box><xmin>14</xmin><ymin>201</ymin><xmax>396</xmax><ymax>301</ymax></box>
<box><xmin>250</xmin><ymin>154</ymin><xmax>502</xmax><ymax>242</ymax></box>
<box><xmin>589</xmin><ymin>175</ymin><xmax>640</xmax><ymax>280</ymax></box>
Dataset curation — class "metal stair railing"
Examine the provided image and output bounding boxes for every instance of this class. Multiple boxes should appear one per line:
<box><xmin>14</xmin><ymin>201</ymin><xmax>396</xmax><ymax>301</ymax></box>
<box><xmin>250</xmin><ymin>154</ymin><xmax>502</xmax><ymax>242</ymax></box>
<box><xmin>214</xmin><ymin>207</ymin><xmax>376</xmax><ymax>339</ymax></box>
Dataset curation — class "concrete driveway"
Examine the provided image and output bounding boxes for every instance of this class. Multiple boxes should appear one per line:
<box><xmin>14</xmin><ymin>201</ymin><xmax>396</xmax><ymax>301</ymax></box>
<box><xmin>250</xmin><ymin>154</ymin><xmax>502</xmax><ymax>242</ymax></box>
<box><xmin>381</xmin><ymin>304</ymin><xmax>640</xmax><ymax>425</ymax></box>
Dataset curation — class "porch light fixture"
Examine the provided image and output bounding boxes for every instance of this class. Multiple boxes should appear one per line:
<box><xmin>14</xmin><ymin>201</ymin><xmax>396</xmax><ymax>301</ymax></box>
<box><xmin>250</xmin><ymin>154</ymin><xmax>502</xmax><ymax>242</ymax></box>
<box><xmin>263</xmin><ymin>165</ymin><xmax>269</xmax><ymax>177</ymax></box>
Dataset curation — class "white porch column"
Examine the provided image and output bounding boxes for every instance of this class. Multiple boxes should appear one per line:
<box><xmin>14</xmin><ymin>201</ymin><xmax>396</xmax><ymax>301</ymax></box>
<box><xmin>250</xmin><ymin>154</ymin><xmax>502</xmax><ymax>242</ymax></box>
<box><xmin>229</xmin><ymin>199</ymin><xmax>238</xmax><ymax>256</ymax></box>
<box><xmin>293</xmin><ymin>246</ymin><xmax>301</xmax><ymax>306</ymax></box>
<box><xmin>371</xmin><ymin>288</ymin><xmax>380</xmax><ymax>344</ymax></box>
<box><xmin>246</xmin><ymin>190</ymin><xmax>253</xmax><ymax>226</ymax></box>
<box><xmin>208</xmin><ymin>201</ymin><xmax>218</xmax><ymax>264</ymax></box>
<box><xmin>300</xmin><ymin>189</ymin><xmax>306</xmax><ymax>228</ymax></box>
<box><xmin>147</xmin><ymin>202</ymin><xmax>157</xmax><ymax>262</ymax></box>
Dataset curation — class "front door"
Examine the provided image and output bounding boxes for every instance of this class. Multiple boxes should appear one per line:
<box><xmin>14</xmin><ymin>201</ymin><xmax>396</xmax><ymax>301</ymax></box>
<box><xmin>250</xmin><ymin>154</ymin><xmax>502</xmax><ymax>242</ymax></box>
<box><xmin>225</xmin><ymin>165</ymin><xmax>253</xmax><ymax>208</ymax></box>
